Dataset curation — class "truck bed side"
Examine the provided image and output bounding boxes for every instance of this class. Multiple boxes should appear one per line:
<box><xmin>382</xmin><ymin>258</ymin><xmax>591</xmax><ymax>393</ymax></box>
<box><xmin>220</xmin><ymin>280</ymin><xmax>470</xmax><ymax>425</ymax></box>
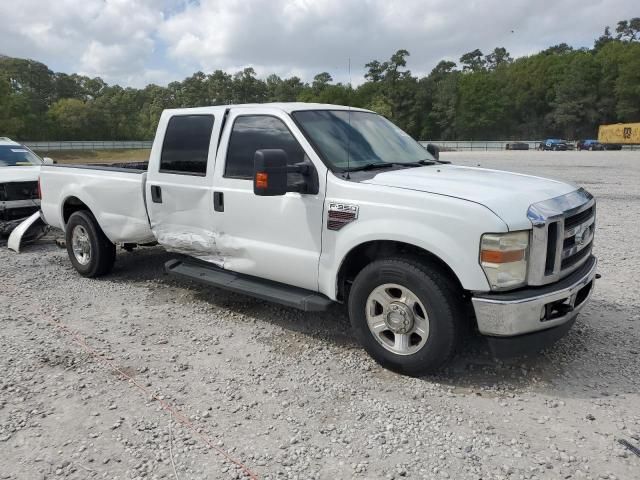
<box><xmin>40</xmin><ymin>164</ymin><xmax>155</xmax><ymax>244</ymax></box>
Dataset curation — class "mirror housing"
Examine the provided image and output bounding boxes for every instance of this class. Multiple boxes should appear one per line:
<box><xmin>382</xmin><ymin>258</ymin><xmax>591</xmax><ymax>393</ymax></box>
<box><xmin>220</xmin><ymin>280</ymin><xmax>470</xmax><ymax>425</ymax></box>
<box><xmin>253</xmin><ymin>149</ymin><xmax>289</xmax><ymax>196</ymax></box>
<box><xmin>253</xmin><ymin>149</ymin><xmax>319</xmax><ymax>196</ymax></box>
<box><xmin>425</xmin><ymin>143</ymin><xmax>440</xmax><ymax>160</ymax></box>
<box><xmin>43</xmin><ymin>157</ymin><xmax>56</xmax><ymax>165</ymax></box>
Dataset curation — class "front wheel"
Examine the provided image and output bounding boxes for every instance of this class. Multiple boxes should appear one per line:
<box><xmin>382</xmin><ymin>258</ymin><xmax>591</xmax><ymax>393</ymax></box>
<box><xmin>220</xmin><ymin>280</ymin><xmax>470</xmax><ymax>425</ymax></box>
<box><xmin>348</xmin><ymin>257</ymin><xmax>462</xmax><ymax>376</ymax></box>
<box><xmin>65</xmin><ymin>210</ymin><xmax>116</xmax><ymax>277</ymax></box>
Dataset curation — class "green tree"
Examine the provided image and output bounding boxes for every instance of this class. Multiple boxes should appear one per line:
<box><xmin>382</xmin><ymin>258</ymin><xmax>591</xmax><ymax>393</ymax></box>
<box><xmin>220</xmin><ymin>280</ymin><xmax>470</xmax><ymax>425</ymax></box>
<box><xmin>615</xmin><ymin>17</ymin><xmax>640</xmax><ymax>41</ymax></box>
<box><xmin>47</xmin><ymin>98</ymin><xmax>92</xmax><ymax>139</ymax></box>
<box><xmin>459</xmin><ymin>49</ymin><xmax>485</xmax><ymax>72</ymax></box>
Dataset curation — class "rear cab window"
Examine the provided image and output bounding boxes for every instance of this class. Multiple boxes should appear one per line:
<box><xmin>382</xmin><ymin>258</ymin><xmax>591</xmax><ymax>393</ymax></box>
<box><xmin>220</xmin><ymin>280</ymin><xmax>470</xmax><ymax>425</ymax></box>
<box><xmin>160</xmin><ymin>115</ymin><xmax>215</xmax><ymax>176</ymax></box>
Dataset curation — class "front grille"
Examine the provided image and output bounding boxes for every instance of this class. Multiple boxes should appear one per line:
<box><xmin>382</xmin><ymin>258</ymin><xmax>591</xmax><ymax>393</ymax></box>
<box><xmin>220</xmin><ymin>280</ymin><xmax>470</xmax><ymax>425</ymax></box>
<box><xmin>561</xmin><ymin>242</ymin><xmax>592</xmax><ymax>269</ymax></box>
<box><xmin>564</xmin><ymin>206</ymin><xmax>594</xmax><ymax>229</ymax></box>
<box><xmin>0</xmin><ymin>181</ymin><xmax>39</xmax><ymax>201</ymax></box>
<box><xmin>527</xmin><ymin>189</ymin><xmax>595</xmax><ymax>286</ymax></box>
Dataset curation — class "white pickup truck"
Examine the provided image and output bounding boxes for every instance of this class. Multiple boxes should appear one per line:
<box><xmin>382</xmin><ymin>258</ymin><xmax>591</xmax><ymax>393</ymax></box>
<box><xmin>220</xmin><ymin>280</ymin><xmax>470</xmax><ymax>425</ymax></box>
<box><xmin>40</xmin><ymin>103</ymin><xmax>597</xmax><ymax>375</ymax></box>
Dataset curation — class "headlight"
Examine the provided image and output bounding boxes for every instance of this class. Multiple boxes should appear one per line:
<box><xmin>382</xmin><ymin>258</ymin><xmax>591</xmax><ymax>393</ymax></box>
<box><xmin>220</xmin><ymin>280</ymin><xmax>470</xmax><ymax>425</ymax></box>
<box><xmin>480</xmin><ymin>231</ymin><xmax>529</xmax><ymax>290</ymax></box>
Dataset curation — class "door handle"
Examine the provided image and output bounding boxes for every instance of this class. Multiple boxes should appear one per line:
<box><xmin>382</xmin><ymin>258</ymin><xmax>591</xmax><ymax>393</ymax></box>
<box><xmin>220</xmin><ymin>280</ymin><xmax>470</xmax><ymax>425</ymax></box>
<box><xmin>214</xmin><ymin>191</ymin><xmax>224</xmax><ymax>212</ymax></box>
<box><xmin>150</xmin><ymin>185</ymin><xmax>162</xmax><ymax>203</ymax></box>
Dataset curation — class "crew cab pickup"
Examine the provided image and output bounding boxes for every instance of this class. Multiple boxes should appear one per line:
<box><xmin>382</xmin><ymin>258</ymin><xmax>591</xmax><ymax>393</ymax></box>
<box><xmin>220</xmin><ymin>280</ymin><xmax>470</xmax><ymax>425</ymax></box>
<box><xmin>40</xmin><ymin>103</ymin><xmax>597</xmax><ymax>375</ymax></box>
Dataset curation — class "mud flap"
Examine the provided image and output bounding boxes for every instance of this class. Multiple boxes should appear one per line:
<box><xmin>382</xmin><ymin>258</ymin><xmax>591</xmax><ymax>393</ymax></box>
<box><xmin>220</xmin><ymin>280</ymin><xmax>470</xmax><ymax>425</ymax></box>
<box><xmin>7</xmin><ymin>211</ymin><xmax>49</xmax><ymax>253</ymax></box>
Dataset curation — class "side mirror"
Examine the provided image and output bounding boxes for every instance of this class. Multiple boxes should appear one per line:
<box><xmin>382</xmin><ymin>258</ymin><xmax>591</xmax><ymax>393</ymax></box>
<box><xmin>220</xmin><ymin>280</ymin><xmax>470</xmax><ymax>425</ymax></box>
<box><xmin>43</xmin><ymin>157</ymin><xmax>56</xmax><ymax>165</ymax></box>
<box><xmin>253</xmin><ymin>149</ymin><xmax>319</xmax><ymax>196</ymax></box>
<box><xmin>253</xmin><ymin>149</ymin><xmax>289</xmax><ymax>196</ymax></box>
<box><xmin>426</xmin><ymin>143</ymin><xmax>440</xmax><ymax>160</ymax></box>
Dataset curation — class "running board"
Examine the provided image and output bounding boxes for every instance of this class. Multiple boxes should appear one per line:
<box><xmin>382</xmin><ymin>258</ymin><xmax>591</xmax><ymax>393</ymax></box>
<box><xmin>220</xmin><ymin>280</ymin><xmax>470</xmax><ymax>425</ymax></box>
<box><xmin>165</xmin><ymin>259</ymin><xmax>334</xmax><ymax>312</ymax></box>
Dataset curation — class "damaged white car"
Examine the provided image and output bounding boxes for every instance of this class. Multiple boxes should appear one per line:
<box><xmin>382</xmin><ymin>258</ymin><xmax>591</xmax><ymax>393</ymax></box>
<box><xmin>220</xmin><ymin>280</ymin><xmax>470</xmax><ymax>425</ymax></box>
<box><xmin>0</xmin><ymin>137</ymin><xmax>52</xmax><ymax>242</ymax></box>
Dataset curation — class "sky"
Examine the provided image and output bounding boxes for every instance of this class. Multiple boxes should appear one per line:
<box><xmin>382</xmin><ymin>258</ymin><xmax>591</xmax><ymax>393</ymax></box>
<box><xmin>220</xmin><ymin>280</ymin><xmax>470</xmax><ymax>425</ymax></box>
<box><xmin>0</xmin><ymin>0</ymin><xmax>637</xmax><ymax>88</ymax></box>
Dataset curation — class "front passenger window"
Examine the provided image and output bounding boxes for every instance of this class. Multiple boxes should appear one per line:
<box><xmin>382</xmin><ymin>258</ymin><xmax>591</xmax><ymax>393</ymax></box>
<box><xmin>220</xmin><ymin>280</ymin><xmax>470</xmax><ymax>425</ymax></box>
<box><xmin>225</xmin><ymin>115</ymin><xmax>306</xmax><ymax>179</ymax></box>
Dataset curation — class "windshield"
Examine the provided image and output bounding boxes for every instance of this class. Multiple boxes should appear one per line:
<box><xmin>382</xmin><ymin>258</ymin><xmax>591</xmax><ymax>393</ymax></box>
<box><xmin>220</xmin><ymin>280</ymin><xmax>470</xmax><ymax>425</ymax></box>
<box><xmin>292</xmin><ymin>110</ymin><xmax>434</xmax><ymax>171</ymax></box>
<box><xmin>0</xmin><ymin>145</ymin><xmax>42</xmax><ymax>167</ymax></box>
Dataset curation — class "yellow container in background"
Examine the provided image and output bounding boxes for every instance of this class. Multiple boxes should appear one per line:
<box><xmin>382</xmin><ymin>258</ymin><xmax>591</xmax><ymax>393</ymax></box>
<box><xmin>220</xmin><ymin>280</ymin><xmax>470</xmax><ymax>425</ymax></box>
<box><xmin>598</xmin><ymin>123</ymin><xmax>640</xmax><ymax>145</ymax></box>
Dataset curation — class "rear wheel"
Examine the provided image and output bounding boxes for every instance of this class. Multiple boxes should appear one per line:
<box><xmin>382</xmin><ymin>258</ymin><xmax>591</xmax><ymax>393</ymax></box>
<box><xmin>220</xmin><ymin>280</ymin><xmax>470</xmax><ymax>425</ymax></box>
<box><xmin>348</xmin><ymin>257</ymin><xmax>462</xmax><ymax>376</ymax></box>
<box><xmin>65</xmin><ymin>211</ymin><xmax>116</xmax><ymax>277</ymax></box>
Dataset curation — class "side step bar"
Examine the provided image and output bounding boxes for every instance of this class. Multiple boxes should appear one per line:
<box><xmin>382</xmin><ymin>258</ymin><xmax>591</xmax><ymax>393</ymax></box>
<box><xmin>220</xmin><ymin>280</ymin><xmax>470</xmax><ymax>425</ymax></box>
<box><xmin>165</xmin><ymin>259</ymin><xmax>334</xmax><ymax>312</ymax></box>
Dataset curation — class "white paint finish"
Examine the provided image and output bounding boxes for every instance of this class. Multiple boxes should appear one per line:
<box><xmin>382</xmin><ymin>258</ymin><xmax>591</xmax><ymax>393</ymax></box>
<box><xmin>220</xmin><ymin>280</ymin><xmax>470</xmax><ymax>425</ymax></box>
<box><xmin>362</xmin><ymin>165</ymin><xmax>577</xmax><ymax>231</ymax></box>
<box><xmin>38</xmin><ymin>103</ymin><xmax>587</xmax><ymax>302</ymax></box>
<box><xmin>0</xmin><ymin>165</ymin><xmax>41</xmax><ymax>183</ymax></box>
<box><xmin>145</xmin><ymin>107</ymin><xmax>226</xmax><ymax>261</ymax></box>
<box><xmin>318</xmin><ymin>173</ymin><xmax>509</xmax><ymax>298</ymax></box>
<box><xmin>39</xmin><ymin>166</ymin><xmax>154</xmax><ymax>244</ymax></box>
<box><xmin>209</xmin><ymin>106</ymin><xmax>327</xmax><ymax>290</ymax></box>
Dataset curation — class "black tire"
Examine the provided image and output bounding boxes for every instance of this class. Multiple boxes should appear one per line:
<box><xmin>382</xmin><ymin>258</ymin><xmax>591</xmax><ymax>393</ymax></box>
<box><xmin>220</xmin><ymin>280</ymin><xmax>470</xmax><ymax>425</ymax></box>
<box><xmin>348</xmin><ymin>256</ymin><xmax>463</xmax><ymax>376</ymax></box>
<box><xmin>65</xmin><ymin>210</ymin><xmax>116</xmax><ymax>277</ymax></box>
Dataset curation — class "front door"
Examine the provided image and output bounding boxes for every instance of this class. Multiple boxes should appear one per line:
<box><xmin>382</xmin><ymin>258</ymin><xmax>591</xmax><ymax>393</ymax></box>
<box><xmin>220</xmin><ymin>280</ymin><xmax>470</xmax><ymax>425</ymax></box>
<box><xmin>211</xmin><ymin>107</ymin><xmax>326</xmax><ymax>291</ymax></box>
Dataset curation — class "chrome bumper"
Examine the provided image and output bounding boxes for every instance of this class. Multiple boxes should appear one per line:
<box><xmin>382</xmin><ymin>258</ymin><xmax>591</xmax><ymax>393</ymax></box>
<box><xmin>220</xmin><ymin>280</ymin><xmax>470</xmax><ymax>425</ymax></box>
<box><xmin>472</xmin><ymin>256</ymin><xmax>597</xmax><ymax>337</ymax></box>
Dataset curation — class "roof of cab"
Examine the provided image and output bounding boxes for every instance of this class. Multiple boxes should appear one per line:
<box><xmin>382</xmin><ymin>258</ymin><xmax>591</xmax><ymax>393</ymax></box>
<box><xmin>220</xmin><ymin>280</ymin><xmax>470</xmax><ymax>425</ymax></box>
<box><xmin>163</xmin><ymin>102</ymin><xmax>373</xmax><ymax>116</ymax></box>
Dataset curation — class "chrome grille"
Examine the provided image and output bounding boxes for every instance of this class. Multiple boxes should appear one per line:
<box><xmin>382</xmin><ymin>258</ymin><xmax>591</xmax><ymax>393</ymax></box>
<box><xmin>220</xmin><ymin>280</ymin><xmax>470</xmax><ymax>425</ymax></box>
<box><xmin>527</xmin><ymin>189</ymin><xmax>595</xmax><ymax>286</ymax></box>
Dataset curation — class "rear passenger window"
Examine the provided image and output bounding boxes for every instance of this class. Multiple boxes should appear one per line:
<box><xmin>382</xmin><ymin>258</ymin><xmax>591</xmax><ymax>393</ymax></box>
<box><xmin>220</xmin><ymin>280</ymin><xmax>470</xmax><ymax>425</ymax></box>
<box><xmin>160</xmin><ymin>115</ymin><xmax>214</xmax><ymax>175</ymax></box>
<box><xmin>225</xmin><ymin>115</ymin><xmax>306</xmax><ymax>179</ymax></box>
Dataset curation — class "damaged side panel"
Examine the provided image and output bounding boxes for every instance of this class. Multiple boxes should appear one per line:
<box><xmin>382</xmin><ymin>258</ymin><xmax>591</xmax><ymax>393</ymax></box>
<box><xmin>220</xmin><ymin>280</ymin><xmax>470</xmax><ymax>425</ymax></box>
<box><xmin>146</xmin><ymin>181</ymin><xmax>225</xmax><ymax>264</ymax></box>
<box><xmin>152</xmin><ymin>223</ymin><xmax>225</xmax><ymax>265</ymax></box>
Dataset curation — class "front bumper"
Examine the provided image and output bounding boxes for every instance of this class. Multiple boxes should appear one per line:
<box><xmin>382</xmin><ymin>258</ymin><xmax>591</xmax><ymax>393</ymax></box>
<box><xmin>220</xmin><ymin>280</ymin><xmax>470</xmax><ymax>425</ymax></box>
<box><xmin>472</xmin><ymin>255</ymin><xmax>597</xmax><ymax>337</ymax></box>
<box><xmin>0</xmin><ymin>199</ymin><xmax>40</xmax><ymax>235</ymax></box>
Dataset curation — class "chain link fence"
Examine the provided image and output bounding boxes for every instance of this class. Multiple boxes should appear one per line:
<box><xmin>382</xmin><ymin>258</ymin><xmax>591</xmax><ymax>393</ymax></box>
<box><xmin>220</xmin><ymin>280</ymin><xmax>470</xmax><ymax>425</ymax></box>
<box><xmin>420</xmin><ymin>141</ymin><xmax>640</xmax><ymax>151</ymax></box>
<box><xmin>25</xmin><ymin>140</ymin><xmax>153</xmax><ymax>151</ymax></box>
<box><xmin>21</xmin><ymin>140</ymin><xmax>638</xmax><ymax>152</ymax></box>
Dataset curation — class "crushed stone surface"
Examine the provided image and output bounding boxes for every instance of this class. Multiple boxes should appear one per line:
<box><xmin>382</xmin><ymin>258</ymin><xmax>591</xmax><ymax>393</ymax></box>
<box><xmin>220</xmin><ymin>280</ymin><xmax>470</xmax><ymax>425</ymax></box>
<box><xmin>0</xmin><ymin>150</ymin><xmax>638</xmax><ymax>479</ymax></box>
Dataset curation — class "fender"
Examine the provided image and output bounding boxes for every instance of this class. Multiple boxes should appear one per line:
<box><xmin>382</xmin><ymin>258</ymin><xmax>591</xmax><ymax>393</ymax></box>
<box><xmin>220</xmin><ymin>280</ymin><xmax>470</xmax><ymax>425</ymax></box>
<box><xmin>318</xmin><ymin>183</ymin><xmax>510</xmax><ymax>300</ymax></box>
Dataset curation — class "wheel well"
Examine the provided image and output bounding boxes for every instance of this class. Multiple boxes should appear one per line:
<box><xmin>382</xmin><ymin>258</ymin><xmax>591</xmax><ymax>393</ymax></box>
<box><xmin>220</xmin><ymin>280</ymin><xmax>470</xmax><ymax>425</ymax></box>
<box><xmin>62</xmin><ymin>197</ymin><xmax>90</xmax><ymax>225</ymax></box>
<box><xmin>336</xmin><ymin>241</ymin><xmax>464</xmax><ymax>302</ymax></box>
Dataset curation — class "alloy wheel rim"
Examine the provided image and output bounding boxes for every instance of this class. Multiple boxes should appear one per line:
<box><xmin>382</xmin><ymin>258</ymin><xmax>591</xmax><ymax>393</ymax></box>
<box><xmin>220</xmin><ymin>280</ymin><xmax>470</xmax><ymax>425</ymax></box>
<box><xmin>71</xmin><ymin>225</ymin><xmax>91</xmax><ymax>265</ymax></box>
<box><xmin>365</xmin><ymin>283</ymin><xmax>430</xmax><ymax>355</ymax></box>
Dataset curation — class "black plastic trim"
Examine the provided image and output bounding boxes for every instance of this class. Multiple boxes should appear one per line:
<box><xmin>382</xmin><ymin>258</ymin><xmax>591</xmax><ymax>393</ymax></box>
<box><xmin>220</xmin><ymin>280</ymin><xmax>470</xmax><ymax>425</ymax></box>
<box><xmin>486</xmin><ymin>315</ymin><xmax>577</xmax><ymax>358</ymax></box>
<box><xmin>45</xmin><ymin>163</ymin><xmax>147</xmax><ymax>174</ymax></box>
<box><xmin>165</xmin><ymin>259</ymin><xmax>334</xmax><ymax>312</ymax></box>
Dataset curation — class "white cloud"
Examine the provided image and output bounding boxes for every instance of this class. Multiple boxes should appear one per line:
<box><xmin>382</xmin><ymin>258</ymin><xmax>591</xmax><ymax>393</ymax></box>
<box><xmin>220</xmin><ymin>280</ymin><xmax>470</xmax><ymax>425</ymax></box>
<box><xmin>0</xmin><ymin>0</ymin><xmax>638</xmax><ymax>87</ymax></box>
<box><xmin>0</xmin><ymin>0</ymin><xmax>164</xmax><ymax>85</ymax></box>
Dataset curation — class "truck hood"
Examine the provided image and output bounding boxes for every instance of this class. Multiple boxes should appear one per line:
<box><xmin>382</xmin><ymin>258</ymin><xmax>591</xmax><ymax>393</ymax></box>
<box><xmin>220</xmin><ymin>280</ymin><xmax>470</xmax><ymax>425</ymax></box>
<box><xmin>0</xmin><ymin>166</ymin><xmax>41</xmax><ymax>183</ymax></box>
<box><xmin>362</xmin><ymin>165</ymin><xmax>577</xmax><ymax>230</ymax></box>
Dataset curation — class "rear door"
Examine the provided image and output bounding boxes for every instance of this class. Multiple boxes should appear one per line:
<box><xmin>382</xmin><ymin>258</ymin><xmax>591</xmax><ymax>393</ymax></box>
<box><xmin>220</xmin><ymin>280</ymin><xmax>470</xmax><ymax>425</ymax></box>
<box><xmin>146</xmin><ymin>108</ymin><xmax>225</xmax><ymax>263</ymax></box>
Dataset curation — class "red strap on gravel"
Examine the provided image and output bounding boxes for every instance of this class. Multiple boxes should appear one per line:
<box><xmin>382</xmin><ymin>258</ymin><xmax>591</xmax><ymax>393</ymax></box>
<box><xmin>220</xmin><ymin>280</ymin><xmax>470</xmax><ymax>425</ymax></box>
<box><xmin>45</xmin><ymin>317</ymin><xmax>259</xmax><ymax>479</ymax></box>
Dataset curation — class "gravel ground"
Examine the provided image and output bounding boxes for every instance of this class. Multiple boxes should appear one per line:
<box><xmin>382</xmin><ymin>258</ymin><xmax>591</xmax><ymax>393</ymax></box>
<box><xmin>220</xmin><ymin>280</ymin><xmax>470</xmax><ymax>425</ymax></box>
<box><xmin>1</xmin><ymin>150</ymin><xmax>639</xmax><ymax>480</ymax></box>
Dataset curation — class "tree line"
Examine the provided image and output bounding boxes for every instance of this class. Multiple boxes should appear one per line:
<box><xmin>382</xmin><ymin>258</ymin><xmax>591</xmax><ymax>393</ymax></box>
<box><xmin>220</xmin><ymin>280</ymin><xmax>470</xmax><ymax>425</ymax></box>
<box><xmin>0</xmin><ymin>18</ymin><xmax>638</xmax><ymax>142</ymax></box>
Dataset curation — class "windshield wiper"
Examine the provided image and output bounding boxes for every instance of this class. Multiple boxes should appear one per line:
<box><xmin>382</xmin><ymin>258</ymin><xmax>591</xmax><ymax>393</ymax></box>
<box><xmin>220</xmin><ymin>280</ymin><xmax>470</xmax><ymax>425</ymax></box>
<box><xmin>344</xmin><ymin>163</ymin><xmax>398</xmax><ymax>173</ymax></box>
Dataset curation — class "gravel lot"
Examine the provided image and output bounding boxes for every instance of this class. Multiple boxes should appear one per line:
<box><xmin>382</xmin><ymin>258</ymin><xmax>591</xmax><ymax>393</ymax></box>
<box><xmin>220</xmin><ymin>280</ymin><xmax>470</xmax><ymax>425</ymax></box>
<box><xmin>1</xmin><ymin>150</ymin><xmax>639</xmax><ymax>480</ymax></box>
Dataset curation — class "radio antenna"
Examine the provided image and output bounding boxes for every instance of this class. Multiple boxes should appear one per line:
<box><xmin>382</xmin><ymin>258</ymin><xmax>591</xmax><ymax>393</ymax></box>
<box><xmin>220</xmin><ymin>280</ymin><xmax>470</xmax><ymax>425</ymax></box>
<box><xmin>345</xmin><ymin>57</ymin><xmax>352</xmax><ymax>179</ymax></box>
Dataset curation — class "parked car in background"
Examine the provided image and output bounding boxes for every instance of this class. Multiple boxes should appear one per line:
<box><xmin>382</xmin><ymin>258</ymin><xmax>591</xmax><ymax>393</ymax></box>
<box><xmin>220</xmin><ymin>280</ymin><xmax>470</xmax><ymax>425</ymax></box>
<box><xmin>602</xmin><ymin>143</ymin><xmax>623</xmax><ymax>150</ymax></box>
<box><xmin>541</xmin><ymin>139</ymin><xmax>569</xmax><ymax>151</ymax></box>
<box><xmin>505</xmin><ymin>142</ymin><xmax>530</xmax><ymax>150</ymax></box>
<box><xmin>0</xmin><ymin>138</ymin><xmax>53</xmax><ymax>235</ymax></box>
<box><xmin>577</xmin><ymin>140</ymin><xmax>604</xmax><ymax>151</ymax></box>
